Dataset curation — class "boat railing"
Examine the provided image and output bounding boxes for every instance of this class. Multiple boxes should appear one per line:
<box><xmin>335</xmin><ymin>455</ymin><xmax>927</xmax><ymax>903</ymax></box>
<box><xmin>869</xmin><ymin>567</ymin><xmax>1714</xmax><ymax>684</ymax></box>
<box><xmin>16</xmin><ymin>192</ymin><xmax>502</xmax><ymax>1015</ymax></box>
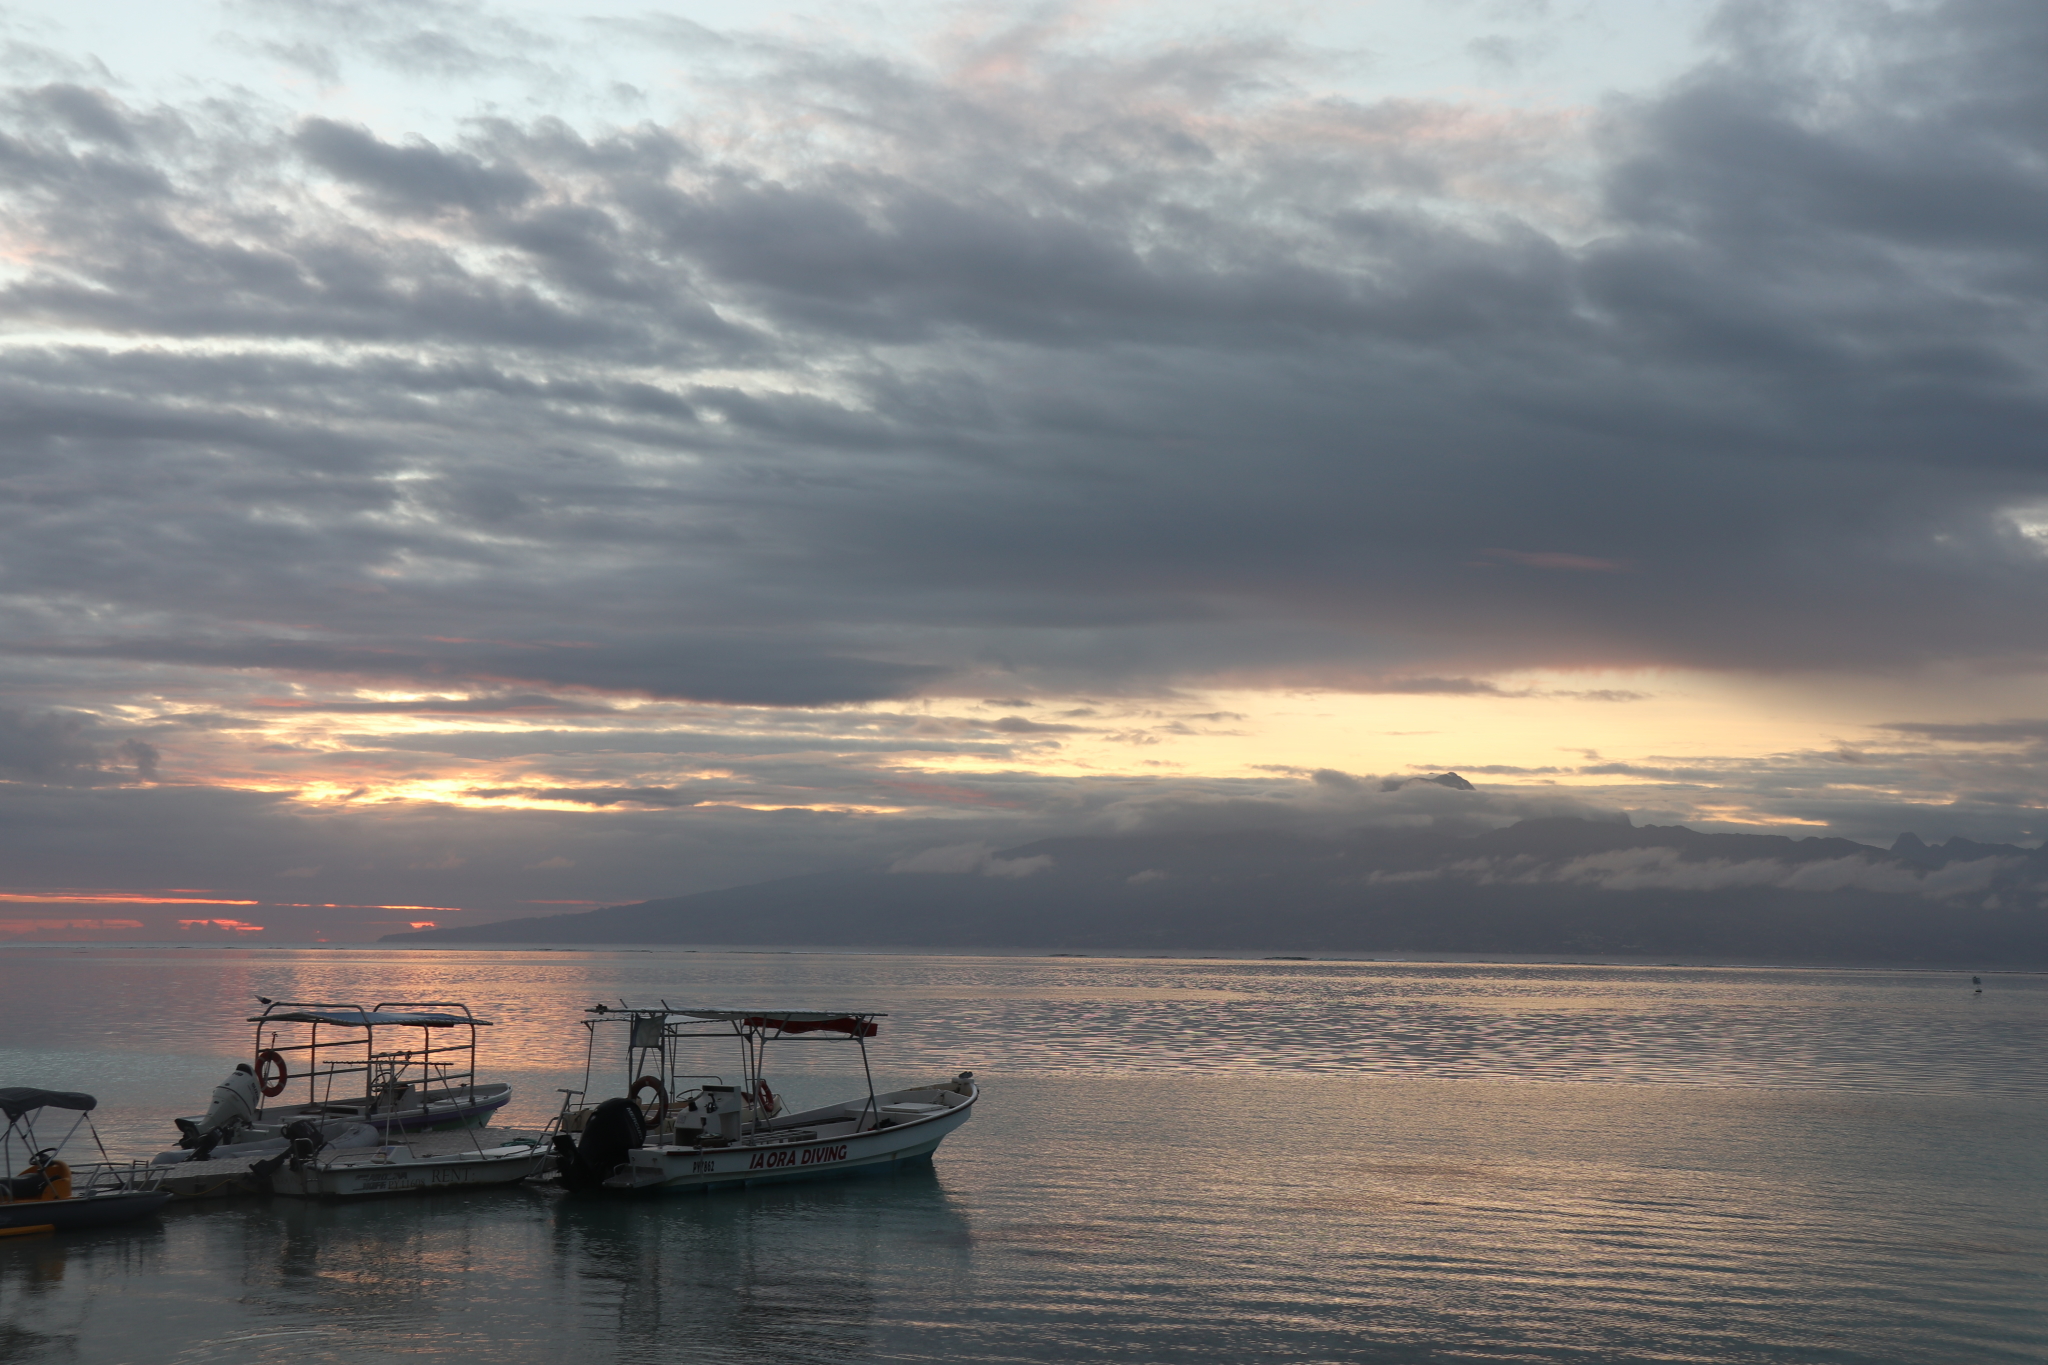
<box><xmin>249</xmin><ymin>999</ymin><xmax>492</xmax><ymax>1112</ymax></box>
<box><xmin>0</xmin><ymin>1159</ymin><xmax>163</xmax><ymax>1204</ymax></box>
<box><xmin>73</xmin><ymin>1160</ymin><xmax>165</xmax><ymax>1195</ymax></box>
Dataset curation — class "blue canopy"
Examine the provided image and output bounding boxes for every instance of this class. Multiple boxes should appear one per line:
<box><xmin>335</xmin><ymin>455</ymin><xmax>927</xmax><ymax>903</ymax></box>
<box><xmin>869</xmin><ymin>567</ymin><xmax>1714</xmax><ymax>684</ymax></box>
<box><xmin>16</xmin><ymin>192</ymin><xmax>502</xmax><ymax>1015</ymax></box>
<box><xmin>0</xmin><ymin>1088</ymin><xmax>96</xmax><ymax>1122</ymax></box>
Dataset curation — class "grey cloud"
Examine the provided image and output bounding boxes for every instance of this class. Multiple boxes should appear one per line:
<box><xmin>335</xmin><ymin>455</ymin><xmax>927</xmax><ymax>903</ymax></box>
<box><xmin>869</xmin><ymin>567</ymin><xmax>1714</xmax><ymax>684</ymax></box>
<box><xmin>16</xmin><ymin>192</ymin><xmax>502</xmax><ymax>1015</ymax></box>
<box><xmin>23</xmin><ymin>84</ymin><xmax>138</xmax><ymax>148</ymax></box>
<box><xmin>249</xmin><ymin>693</ymin><xmax>616</xmax><ymax>716</ymax></box>
<box><xmin>0</xmin><ymin>636</ymin><xmax>941</xmax><ymax>707</ymax></box>
<box><xmin>1345</xmin><ymin>677</ymin><xmax>1516</xmax><ymax>696</ymax></box>
<box><xmin>349</xmin><ymin>727</ymin><xmax>1017</xmax><ymax>760</ymax></box>
<box><xmin>1579</xmin><ymin>761</ymin><xmax>1729</xmax><ymax>781</ymax></box>
<box><xmin>115</xmin><ymin>737</ymin><xmax>160</xmax><ymax>781</ymax></box>
<box><xmin>228</xmin><ymin>0</ymin><xmax>548</xmax><ymax>82</ymax></box>
<box><xmin>988</xmin><ymin>715</ymin><xmax>1089</xmax><ymax>733</ymax></box>
<box><xmin>0</xmin><ymin>707</ymin><xmax>161</xmax><ymax>785</ymax></box>
<box><xmin>887</xmin><ymin>842</ymin><xmax>1054</xmax><ymax>878</ymax></box>
<box><xmin>5</xmin><ymin>7</ymin><xmax>2048</xmax><ymax>702</ymax></box>
<box><xmin>0</xmin><ymin>708</ymin><xmax>102</xmax><ymax>781</ymax></box>
<box><xmin>1467</xmin><ymin>846</ymin><xmax>2020</xmax><ymax>900</ymax></box>
<box><xmin>294</xmin><ymin>118</ymin><xmax>538</xmax><ymax>215</ymax></box>
<box><xmin>1091</xmin><ymin>770</ymin><xmax>1623</xmax><ymax>839</ymax></box>
<box><xmin>1880</xmin><ymin>719</ymin><xmax>2048</xmax><ymax>744</ymax></box>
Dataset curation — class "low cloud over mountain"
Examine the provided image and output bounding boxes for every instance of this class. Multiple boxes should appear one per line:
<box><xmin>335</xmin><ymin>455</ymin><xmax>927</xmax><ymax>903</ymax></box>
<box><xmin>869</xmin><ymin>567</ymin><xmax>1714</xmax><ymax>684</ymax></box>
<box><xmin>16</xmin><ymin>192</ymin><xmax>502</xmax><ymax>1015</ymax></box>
<box><xmin>387</xmin><ymin>815</ymin><xmax>2048</xmax><ymax>964</ymax></box>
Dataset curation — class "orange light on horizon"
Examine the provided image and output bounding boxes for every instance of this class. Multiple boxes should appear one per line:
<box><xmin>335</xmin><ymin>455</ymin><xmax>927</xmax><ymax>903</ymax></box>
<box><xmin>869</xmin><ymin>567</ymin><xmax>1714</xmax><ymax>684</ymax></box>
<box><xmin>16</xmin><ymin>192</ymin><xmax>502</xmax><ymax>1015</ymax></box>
<box><xmin>409</xmin><ymin>921</ymin><xmax>437</xmax><ymax>929</ymax></box>
<box><xmin>0</xmin><ymin>891</ymin><xmax>262</xmax><ymax>906</ymax></box>
<box><xmin>273</xmin><ymin>902</ymin><xmax>465</xmax><ymax>912</ymax></box>
<box><xmin>176</xmin><ymin>918</ymin><xmax>264</xmax><ymax>932</ymax></box>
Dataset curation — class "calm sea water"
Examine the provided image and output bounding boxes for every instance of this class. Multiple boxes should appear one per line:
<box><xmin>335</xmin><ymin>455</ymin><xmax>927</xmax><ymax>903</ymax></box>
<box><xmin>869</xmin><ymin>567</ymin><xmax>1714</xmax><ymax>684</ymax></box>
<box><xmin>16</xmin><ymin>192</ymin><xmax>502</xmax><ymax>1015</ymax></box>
<box><xmin>2</xmin><ymin>947</ymin><xmax>2044</xmax><ymax>1363</ymax></box>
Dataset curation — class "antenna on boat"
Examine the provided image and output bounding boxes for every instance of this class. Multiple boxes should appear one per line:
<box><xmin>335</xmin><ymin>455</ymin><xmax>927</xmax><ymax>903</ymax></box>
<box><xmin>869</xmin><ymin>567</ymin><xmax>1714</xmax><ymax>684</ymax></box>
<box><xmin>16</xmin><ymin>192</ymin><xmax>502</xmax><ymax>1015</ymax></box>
<box><xmin>856</xmin><ymin>1022</ymin><xmax>878</xmax><ymax>1130</ymax></box>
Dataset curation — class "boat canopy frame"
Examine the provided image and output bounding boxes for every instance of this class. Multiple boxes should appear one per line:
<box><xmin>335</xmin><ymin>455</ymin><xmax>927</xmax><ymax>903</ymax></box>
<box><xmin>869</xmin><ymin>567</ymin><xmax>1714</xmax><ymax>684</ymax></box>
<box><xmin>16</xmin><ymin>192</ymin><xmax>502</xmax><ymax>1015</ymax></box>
<box><xmin>569</xmin><ymin>1004</ymin><xmax>888</xmax><ymax>1126</ymax></box>
<box><xmin>0</xmin><ymin>1090</ymin><xmax>161</xmax><ymax>1205</ymax></box>
<box><xmin>245</xmin><ymin>999</ymin><xmax>494</xmax><ymax>1122</ymax></box>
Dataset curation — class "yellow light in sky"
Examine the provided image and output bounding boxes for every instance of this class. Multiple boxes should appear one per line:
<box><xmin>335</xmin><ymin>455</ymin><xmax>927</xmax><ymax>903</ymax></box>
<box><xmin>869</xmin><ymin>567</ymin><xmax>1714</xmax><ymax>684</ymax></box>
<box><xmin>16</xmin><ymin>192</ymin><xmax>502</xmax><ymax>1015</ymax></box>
<box><xmin>918</xmin><ymin>665</ymin><xmax>2037</xmax><ymax>792</ymax></box>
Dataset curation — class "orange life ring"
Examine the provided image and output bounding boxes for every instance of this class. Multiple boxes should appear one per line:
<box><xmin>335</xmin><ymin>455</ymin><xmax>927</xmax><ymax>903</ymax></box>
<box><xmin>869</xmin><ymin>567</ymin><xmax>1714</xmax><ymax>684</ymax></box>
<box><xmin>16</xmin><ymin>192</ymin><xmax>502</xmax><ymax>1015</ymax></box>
<box><xmin>256</xmin><ymin>1049</ymin><xmax>289</xmax><ymax>1098</ymax></box>
<box><xmin>754</xmin><ymin>1079</ymin><xmax>776</xmax><ymax>1114</ymax></box>
<box><xmin>630</xmin><ymin>1074</ymin><xmax>668</xmax><ymax>1125</ymax></box>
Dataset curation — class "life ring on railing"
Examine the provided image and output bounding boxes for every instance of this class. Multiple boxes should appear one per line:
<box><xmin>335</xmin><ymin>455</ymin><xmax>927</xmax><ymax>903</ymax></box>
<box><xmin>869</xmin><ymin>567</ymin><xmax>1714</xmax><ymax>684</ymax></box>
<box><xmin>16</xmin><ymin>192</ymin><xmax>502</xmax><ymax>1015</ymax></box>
<box><xmin>630</xmin><ymin>1075</ymin><xmax>669</xmax><ymax>1125</ymax></box>
<box><xmin>753</xmin><ymin>1079</ymin><xmax>777</xmax><ymax>1115</ymax></box>
<box><xmin>255</xmin><ymin>1049</ymin><xmax>289</xmax><ymax>1098</ymax></box>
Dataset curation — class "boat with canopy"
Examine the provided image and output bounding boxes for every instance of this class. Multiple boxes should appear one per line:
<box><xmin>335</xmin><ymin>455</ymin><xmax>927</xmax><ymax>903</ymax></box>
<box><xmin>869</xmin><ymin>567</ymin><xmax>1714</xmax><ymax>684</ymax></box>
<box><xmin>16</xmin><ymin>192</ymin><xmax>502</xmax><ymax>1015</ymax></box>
<box><xmin>552</xmin><ymin>1005</ymin><xmax>976</xmax><ymax>1194</ymax></box>
<box><xmin>2</xmin><ymin>1088</ymin><xmax>170</xmax><ymax>1237</ymax></box>
<box><xmin>154</xmin><ymin>1000</ymin><xmax>514</xmax><ymax>1167</ymax></box>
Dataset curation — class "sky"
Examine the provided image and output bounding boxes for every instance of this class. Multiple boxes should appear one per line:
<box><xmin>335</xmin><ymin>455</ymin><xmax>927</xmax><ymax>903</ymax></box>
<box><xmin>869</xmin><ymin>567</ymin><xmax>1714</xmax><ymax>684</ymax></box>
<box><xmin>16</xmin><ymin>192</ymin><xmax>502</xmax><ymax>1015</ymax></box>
<box><xmin>4</xmin><ymin>0</ymin><xmax>2048</xmax><ymax>941</ymax></box>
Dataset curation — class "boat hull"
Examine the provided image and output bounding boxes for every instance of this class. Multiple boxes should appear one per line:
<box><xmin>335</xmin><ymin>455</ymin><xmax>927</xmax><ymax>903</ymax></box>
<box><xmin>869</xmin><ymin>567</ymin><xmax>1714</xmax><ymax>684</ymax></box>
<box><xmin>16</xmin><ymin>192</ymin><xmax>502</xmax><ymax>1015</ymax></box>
<box><xmin>258</xmin><ymin>1082</ymin><xmax>512</xmax><ymax>1135</ymax></box>
<box><xmin>0</xmin><ymin>1189</ymin><xmax>172</xmax><ymax>1234</ymax></box>
<box><xmin>269</xmin><ymin>1139</ymin><xmax>552</xmax><ymax>1198</ymax></box>
<box><xmin>604</xmin><ymin>1091</ymin><xmax>975</xmax><ymax>1194</ymax></box>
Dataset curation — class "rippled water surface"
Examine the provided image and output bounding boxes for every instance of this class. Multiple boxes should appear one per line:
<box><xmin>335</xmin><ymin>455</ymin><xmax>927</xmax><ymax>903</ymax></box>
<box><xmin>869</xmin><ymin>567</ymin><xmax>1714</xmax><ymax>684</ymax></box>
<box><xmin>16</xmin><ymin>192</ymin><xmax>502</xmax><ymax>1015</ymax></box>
<box><xmin>3</xmin><ymin>947</ymin><xmax>2044</xmax><ymax>1363</ymax></box>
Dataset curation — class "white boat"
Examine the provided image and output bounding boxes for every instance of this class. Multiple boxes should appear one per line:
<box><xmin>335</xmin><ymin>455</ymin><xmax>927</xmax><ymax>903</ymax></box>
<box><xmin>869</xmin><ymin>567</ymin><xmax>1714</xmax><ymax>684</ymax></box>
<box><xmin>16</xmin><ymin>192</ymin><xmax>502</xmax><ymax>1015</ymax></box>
<box><xmin>552</xmin><ymin>1007</ymin><xmax>977</xmax><ymax>1194</ymax></box>
<box><xmin>262</xmin><ymin>1129</ymin><xmax>553</xmax><ymax>1198</ymax></box>
<box><xmin>155</xmin><ymin>1000</ymin><xmax>512</xmax><ymax>1166</ymax></box>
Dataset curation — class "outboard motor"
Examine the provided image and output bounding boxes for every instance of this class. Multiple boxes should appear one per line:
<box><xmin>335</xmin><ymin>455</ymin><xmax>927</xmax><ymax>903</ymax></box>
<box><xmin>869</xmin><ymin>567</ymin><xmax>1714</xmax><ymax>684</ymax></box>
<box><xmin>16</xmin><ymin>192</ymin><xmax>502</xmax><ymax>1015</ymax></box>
<box><xmin>175</xmin><ymin>1064</ymin><xmax>261</xmax><ymax>1148</ymax></box>
<box><xmin>283</xmin><ymin>1118</ymin><xmax>327</xmax><ymax>1164</ymax></box>
<box><xmin>553</xmin><ymin>1096</ymin><xmax>644</xmax><ymax>1190</ymax></box>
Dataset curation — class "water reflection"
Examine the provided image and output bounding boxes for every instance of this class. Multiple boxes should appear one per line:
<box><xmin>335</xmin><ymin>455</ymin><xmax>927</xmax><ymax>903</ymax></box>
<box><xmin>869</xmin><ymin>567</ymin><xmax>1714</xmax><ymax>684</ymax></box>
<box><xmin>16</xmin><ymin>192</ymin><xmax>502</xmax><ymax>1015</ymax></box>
<box><xmin>0</xmin><ymin>1219</ymin><xmax>165</xmax><ymax>1361</ymax></box>
<box><xmin>550</xmin><ymin>1170</ymin><xmax>968</xmax><ymax>1364</ymax></box>
<box><xmin>3</xmin><ymin>952</ymin><xmax>2046</xmax><ymax>1363</ymax></box>
<box><xmin>0</xmin><ymin>1072</ymin><xmax>2043</xmax><ymax>1363</ymax></box>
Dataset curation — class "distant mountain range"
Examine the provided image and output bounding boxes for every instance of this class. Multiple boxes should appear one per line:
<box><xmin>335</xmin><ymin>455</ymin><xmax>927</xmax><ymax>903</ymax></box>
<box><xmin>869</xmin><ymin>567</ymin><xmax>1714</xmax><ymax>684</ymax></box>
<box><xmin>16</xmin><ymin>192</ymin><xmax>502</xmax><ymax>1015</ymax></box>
<box><xmin>383</xmin><ymin>809</ymin><xmax>2048</xmax><ymax>965</ymax></box>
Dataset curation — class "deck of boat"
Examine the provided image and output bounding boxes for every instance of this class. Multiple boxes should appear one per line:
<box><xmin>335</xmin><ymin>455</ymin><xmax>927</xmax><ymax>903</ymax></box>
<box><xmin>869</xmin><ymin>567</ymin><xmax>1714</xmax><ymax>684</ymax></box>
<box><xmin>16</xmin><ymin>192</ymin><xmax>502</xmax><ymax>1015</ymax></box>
<box><xmin>152</xmin><ymin>1129</ymin><xmax>554</xmax><ymax>1201</ymax></box>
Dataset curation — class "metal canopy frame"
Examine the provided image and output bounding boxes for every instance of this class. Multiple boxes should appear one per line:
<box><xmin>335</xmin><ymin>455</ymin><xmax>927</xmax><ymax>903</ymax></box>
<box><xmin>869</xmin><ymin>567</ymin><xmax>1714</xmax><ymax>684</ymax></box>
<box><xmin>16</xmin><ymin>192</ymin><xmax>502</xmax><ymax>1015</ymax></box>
<box><xmin>246</xmin><ymin>998</ymin><xmax>490</xmax><ymax>1126</ymax></box>
<box><xmin>0</xmin><ymin>1096</ymin><xmax>158</xmax><ymax>1205</ymax></box>
<box><xmin>573</xmin><ymin>1002</ymin><xmax>889</xmax><ymax>1128</ymax></box>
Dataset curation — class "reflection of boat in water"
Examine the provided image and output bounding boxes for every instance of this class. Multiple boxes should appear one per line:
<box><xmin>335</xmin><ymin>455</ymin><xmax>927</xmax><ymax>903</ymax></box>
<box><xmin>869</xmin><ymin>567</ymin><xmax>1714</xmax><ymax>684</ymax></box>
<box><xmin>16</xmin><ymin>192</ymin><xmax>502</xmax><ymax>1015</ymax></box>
<box><xmin>548</xmin><ymin>1162</ymin><xmax>967</xmax><ymax>1355</ymax></box>
<box><xmin>154</xmin><ymin>1000</ymin><xmax>512</xmax><ymax>1167</ymax></box>
<box><xmin>1</xmin><ymin>1088</ymin><xmax>170</xmax><ymax>1237</ymax></box>
<box><xmin>553</xmin><ymin>1005</ymin><xmax>976</xmax><ymax>1194</ymax></box>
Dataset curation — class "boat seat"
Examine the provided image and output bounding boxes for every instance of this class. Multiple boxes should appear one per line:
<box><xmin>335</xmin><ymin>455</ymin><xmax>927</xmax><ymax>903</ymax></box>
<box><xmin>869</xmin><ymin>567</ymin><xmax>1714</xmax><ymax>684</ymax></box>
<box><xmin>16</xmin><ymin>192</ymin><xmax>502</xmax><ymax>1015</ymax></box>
<box><xmin>4</xmin><ymin>1174</ymin><xmax>55</xmax><ymax>1200</ymax></box>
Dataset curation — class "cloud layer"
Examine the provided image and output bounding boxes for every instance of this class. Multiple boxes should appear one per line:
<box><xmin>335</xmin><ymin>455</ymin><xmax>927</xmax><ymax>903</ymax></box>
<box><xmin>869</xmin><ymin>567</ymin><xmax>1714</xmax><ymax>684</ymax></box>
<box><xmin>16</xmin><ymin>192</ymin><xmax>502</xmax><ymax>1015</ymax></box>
<box><xmin>3</xmin><ymin>1</ymin><xmax>2048</xmax><ymax>933</ymax></box>
<box><xmin>6</xmin><ymin>3</ymin><xmax>2048</xmax><ymax>699</ymax></box>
